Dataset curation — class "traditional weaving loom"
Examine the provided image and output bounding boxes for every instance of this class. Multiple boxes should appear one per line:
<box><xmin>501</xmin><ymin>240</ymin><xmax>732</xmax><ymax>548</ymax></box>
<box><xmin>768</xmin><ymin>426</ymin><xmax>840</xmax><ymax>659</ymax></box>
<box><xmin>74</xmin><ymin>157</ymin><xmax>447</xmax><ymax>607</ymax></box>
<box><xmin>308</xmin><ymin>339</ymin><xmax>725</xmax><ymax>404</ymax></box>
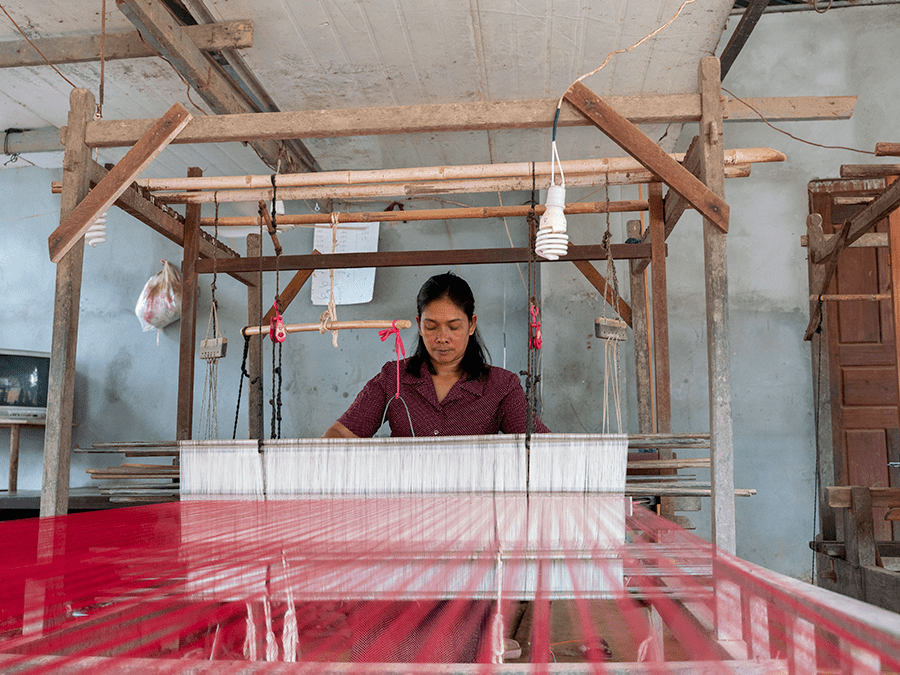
<box><xmin>4</xmin><ymin>434</ymin><xmax>900</xmax><ymax>673</ymax></box>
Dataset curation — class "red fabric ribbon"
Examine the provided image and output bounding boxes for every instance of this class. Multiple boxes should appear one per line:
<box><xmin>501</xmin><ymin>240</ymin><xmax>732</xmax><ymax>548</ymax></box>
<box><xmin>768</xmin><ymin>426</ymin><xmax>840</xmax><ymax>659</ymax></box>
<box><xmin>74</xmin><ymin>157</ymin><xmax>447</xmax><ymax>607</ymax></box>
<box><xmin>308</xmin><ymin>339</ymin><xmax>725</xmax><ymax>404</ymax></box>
<box><xmin>379</xmin><ymin>320</ymin><xmax>406</xmax><ymax>399</ymax></box>
<box><xmin>529</xmin><ymin>305</ymin><xmax>542</xmax><ymax>350</ymax></box>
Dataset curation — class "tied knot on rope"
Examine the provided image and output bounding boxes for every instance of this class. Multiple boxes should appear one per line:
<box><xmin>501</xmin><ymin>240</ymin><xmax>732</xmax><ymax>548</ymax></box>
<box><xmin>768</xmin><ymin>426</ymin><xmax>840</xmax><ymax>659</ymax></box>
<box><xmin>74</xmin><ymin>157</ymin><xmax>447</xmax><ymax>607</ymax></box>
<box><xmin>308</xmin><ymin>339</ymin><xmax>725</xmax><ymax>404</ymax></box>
<box><xmin>270</xmin><ymin>300</ymin><xmax>286</xmax><ymax>343</ymax></box>
<box><xmin>379</xmin><ymin>320</ymin><xmax>406</xmax><ymax>399</ymax></box>
<box><xmin>529</xmin><ymin>305</ymin><xmax>542</xmax><ymax>350</ymax></box>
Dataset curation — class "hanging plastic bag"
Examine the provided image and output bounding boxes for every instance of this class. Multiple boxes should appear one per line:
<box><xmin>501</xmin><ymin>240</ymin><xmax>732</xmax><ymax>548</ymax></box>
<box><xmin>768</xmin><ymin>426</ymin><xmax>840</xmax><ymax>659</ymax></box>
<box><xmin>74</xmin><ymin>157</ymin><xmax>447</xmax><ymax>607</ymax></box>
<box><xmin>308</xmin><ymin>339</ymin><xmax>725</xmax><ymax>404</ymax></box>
<box><xmin>135</xmin><ymin>259</ymin><xmax>182</xmax><ymax>332</ymax></box>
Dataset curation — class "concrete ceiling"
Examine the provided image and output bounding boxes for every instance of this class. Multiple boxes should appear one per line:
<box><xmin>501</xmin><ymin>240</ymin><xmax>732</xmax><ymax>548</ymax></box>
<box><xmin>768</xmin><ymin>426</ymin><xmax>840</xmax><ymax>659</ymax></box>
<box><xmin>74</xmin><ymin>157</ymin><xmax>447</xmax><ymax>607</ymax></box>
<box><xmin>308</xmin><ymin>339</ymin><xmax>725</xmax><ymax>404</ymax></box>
<box><xmin>0</xmin><ymin>0</ymin><xmax>736</xmax><ymax>184</ymax></box>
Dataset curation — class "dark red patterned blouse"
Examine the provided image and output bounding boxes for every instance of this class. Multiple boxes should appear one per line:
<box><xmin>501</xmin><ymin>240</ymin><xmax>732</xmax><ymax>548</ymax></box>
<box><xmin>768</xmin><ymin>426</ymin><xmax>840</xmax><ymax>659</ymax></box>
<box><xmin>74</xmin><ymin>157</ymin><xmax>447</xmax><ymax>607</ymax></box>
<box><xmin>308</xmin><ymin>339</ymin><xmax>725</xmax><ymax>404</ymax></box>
<box><xmin>338</xmin><ymin>358</ymin><xmax>550</xmax><ymax>437</ymax></box>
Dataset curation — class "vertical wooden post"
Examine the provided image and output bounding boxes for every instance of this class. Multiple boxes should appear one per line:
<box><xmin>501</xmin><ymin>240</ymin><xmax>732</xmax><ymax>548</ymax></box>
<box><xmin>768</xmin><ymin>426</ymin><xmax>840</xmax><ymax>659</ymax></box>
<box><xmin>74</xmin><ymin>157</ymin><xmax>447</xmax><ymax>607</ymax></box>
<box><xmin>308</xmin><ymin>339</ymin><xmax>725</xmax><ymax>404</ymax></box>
<box><xmin>887</xmin><ymin>179</ymin><xmax>900</xmax><ymax>437</ymax></box>
<box><xmin>247</xmin><ymin>234</ymin><xmax>263</xmax><ymax>439</ymax></box>
<box><xmin>649</xmin><ymin>182</ymin><xmax>675</xmax><ymax>519</ymax></box>
<box><xmin>40</xmin><ymin>88</ymin><xmax>94</xmax><ymax>518</ymax></box>
<box><xmin>628</xmin><ymin>219</ymin><xmax>654</xmax><ymax>433</ymax></box>
<box><xmin>807</xmin><ymin>215</ymin><xmax>837</xmax><ymax>548</ymax></box>
<box><xmin>649</xmin><ymin>184</ymin><xmax>671</xmax><ymax>436</ymax></box>
<box><xmin>698</xmin><ymin>57</ymin><xmax>737</xmax><ymax>555</ymax></box>
<box><xmin>8</xmin><ymin>424</ymin><xmax>20</xmax><ymax>492</ymax></box>
<box><xmin>176</xmin><ymin>168</ymin><xmax>203</xmax><ymax>440</ymax></box>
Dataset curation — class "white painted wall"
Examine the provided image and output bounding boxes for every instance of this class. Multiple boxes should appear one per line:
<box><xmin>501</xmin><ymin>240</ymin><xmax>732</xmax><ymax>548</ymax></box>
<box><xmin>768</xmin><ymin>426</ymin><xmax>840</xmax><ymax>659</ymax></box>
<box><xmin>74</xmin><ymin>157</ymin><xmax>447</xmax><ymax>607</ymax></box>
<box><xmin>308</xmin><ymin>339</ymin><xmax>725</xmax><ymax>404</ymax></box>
<box><xmin>1</xmin><ymin>4</ymin><xmax>897</xmax><ymax>580</ymax></box>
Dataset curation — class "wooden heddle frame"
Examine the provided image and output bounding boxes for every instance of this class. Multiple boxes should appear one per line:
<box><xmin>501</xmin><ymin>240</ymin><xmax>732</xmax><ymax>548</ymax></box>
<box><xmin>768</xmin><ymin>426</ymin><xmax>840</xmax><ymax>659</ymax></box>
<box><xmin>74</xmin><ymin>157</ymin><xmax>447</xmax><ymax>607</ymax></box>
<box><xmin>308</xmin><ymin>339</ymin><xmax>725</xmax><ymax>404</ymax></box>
<box><xmin>40</xmin><ymin>57</ymin><xmax>854</xmax><ymax>561</ymax></box>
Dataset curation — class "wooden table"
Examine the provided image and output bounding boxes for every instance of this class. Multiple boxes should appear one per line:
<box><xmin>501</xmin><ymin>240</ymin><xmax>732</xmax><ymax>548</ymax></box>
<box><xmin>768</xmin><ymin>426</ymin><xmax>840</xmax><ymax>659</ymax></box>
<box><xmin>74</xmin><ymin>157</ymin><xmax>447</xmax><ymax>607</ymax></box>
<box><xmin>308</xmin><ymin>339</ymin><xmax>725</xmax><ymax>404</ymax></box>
<box><xmin>1</xmin><ymin>419</ymin><xmax>44</xmax><ymax>492</ymax></box>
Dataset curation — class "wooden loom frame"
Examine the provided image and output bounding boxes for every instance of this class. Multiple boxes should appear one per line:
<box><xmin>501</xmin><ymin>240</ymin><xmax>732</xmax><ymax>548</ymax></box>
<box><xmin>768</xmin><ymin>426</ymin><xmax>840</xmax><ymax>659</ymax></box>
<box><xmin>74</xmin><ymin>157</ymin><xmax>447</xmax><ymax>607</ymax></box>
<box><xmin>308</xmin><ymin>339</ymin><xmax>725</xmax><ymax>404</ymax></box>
<box><xmin>29</xmin><ymin>53</ymin><xmax>894</xmax><ymax>671</ymax></box>
<box><xmin>40</xmin><ymin>56</ymin><xmax>845</xmax><ymax>545</ymax></box>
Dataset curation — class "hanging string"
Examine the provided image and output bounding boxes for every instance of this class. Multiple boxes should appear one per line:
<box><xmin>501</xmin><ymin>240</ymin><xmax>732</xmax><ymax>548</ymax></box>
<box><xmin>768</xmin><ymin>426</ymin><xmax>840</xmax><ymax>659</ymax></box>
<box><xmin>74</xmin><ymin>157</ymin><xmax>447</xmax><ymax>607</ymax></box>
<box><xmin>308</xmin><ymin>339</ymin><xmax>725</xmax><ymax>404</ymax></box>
<box><xmin>522</xmin><ymin>163</ymin><xmax>540</xmax><ymax>493</ymax></box>
<box><xmin>270</xmin><ymin>175</ymin><xmax>283</xmax><ymax>440</ymax></box>
<box><xmin>319</xmin><ymin>212</ymin><xmax>340</xmax><ymax>348</ymax></box>
<box><xmin>199</xmin><ymin>195</ymin><xmax>222</xmax><ymax>440</ymax></box>
<box><xmin>601</xmin><ymin>178</ymin><xmax>623</xmax><ymax>433</ymax></box>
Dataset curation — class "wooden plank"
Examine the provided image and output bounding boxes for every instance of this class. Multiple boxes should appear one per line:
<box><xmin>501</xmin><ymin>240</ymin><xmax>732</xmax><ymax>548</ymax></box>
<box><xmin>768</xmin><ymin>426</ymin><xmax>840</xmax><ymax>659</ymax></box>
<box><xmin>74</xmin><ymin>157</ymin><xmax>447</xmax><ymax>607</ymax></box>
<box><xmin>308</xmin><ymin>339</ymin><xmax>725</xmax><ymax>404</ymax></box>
<box><xmin>628</xmin><ymin>219</ymin><xmax>654</xmax><ymax>433</ymax></box>
<box><xmin>876</xmin><ymin>143</ymin><xmax>900</xmax><ymax>157</ymax></box>
<box><xmin>247</xmin><ymin>234</ymin><xmax>263</xmax><ymax>441</ymax></box>
<box><xmin>628</xmin><ymin>458</ymin><xmax>710</xmax><ymax>470</ymax></box>
<box><xmin>176</xmin><ymin>168</ymin><xmax>202</xmax><ymax>442</ymax></box>
<box><xmin>0</xmin><ymin>20</ymin><xmax>253</xmax><ymax>68</ymax></box>
<box><xmin>699</xmin><ymin>57</ymin><xmax>736</xmax><ymax>556</ymax></box>
<box><xmin>841</xmin><ymin>164</ymin><xmax>900</xmax><ymax>178</ymax></box>
<box><xmin>847</xmin><ymin>486</ymin><xmax>880</xmax><ymax>568</ymax></box>
<box><xmin>812</xmin><ymin>540</ymin><xmax>900</xmax><ymax>557</ymax></box>
<box><xmin>563</xmin><ymin>80</ymin><xmax>729</xmax><ymax>233</ymax></box>
<box><xmin>79</xmin><ymin>95</ymin><xmax>856</xmax><ymax>148</ymax></box>
<box><xmin>40</xmin><ymin>89</ymin><xmax>94</xmax><ymax>518</ymax></box>
<box><xmin>85</xmin><ymin>160</ymin><xmax>255</xmax><ymax>287</ymax></box>
<box><xmin>262</xmin><ymin>252</ymin><xmax>320</xmax><ymax>324</ymax></box>
<box><xmin>719</xmin><ymin>0</ymin><xmax>770</xmax><ymax>79</ymax></box>
<box><xmin>821</xmin><ymin>176</ymin><xmax>900</xmax><ymax>258</ymax></box>
<box><xmin>196</xmin><ymin>243</ymin><xmax>651</xmax><ymax>275</ymax></box>
<box><xmin>826</xmin><ymin>486</ymin><xmax>900</xmax><ymax>508</ymax></box>
<box><xmin>48</xmin><ymin>102</ymin><xmax>192</xmax><ymax>263</ymax></box>
<box><xmin>571</xmin><ymin>260</ymin><xmax>633</xmax><ymax>327</ymax></box>
<box><xmin>800</xmin><ymin>232</ymin><xmax>887</xmax><ymax>248</ymax></box>
<box><xmin>116</xmin><ymin>0</ymin><xmax>313</xmax><ymax>174</ymax></box>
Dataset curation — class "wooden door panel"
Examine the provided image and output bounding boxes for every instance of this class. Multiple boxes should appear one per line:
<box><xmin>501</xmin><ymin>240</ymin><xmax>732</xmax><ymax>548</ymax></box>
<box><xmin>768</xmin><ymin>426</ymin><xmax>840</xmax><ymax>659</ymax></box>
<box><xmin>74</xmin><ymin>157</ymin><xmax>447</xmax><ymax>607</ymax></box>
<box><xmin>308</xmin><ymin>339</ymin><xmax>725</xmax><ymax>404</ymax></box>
<box><xmin>845</xmin><ymin>429</ymin><xmax>892</xmax><ymax>539</ymax></box>
<box><xmin>809</xmin><ymin>178</ymin><xmax>897</xmax><ymax>542</ymax></box>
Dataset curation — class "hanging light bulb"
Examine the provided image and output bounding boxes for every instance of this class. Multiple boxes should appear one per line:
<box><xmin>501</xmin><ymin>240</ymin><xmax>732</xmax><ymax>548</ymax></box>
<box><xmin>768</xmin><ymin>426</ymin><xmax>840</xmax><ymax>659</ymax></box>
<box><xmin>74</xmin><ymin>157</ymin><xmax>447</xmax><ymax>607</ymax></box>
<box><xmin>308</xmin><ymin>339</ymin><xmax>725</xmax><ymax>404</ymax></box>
<box><xmin>85</xmin><ymin>212</ymin><xmax>108</xmax><ymax>248</ymax></box>
<box><xmin>535</xmin><ymin>140</ymin><xmax>568</xmax><ymax>260</ymax></box>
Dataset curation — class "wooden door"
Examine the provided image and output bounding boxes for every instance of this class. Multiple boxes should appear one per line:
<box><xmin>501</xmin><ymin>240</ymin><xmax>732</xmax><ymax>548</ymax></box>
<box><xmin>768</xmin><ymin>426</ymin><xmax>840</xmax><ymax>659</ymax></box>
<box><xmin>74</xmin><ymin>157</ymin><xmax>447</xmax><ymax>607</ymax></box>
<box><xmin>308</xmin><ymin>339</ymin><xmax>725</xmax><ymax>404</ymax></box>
<box><xmin>809</xmin><ymin>178</ymin><xmax>900</xmax><ymax>540</ymax></box>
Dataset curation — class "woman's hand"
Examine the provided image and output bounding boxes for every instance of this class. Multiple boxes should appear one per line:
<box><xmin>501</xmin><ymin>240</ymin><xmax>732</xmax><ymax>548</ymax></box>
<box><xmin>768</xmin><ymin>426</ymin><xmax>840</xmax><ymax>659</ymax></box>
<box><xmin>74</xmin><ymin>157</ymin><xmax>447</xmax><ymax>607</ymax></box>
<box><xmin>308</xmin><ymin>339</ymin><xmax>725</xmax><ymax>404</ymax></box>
<box><xmin>322</xmin><ymin>422</ymin><xmax>359</xmax><ymax>438</ymax></box>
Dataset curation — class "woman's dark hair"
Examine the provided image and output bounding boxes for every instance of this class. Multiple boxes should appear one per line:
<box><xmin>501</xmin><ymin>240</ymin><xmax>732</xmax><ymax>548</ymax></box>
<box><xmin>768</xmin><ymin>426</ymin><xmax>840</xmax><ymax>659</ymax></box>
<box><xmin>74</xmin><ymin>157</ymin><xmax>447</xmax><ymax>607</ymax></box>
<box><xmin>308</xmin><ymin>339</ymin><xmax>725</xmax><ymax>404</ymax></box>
<box><xmin>406</xmin><ymin>272</ymin><xmax>491</xmax><ymax>379</ymax></box>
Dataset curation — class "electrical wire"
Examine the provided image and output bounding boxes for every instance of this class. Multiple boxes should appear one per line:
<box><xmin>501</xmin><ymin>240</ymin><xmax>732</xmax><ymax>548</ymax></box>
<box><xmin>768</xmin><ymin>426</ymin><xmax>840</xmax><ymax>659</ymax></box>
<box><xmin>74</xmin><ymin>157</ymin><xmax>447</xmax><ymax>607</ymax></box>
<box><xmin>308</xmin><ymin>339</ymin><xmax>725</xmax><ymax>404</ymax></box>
<box><xmin>0</xmin><ymin>2</ymin><xmax>78</xmax><ymax>89</ymax></box>
<box><xmin>722</xmin><ymin>87</ymin><xmax>875</xmax><ymax>155</ymax></box>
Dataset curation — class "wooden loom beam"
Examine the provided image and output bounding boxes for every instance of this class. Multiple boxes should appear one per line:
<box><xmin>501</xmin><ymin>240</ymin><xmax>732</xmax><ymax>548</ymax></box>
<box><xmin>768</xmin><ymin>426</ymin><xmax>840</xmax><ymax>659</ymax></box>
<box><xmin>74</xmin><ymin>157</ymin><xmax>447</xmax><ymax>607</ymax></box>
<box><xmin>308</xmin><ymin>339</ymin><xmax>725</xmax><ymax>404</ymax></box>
<box><xmin>563</xmin><ymin>80</ymin><xmax>730</xmax><ymax>234</ymax></box>
<box><xmin>47</xmin><ymin>102</ymin><xmax>192</xmax><ymax>263</ymax></box>
<box><xmin>246</xmin><ymin>235</ymin><xmax>264</xmax><ymax>441</ymax></box>
<box><xmin>40</xmin><ymin>89</ymin><xmax>93</xmax><ymax>517</ymax></box>
<box><xmin>699</xmin><ymin>57</ymin><xmax>737</xmax><ymax>557</ymax></box>
<box><xmin>0</xmin><ymin>20</ymin><xmax>253</xmax><ymax>68</ymax></box>
<box><xmin>75</xmin><ymin>95</ymin><xmax>857</xmax><ymax>148</ymax></box>
<box><xmin>176</xmin><ymin>168</ymin><xmax>203</xmax><ymax>442</ymax></box>
<box><xmin>628</xmin><ymin>220</ymin><xmax>654</xmax><ymax>434</ymax></box>
<box><xmin>195</xmin><ymin>244</ymin><xmax>651</xmax><ymax>276</ymax></box>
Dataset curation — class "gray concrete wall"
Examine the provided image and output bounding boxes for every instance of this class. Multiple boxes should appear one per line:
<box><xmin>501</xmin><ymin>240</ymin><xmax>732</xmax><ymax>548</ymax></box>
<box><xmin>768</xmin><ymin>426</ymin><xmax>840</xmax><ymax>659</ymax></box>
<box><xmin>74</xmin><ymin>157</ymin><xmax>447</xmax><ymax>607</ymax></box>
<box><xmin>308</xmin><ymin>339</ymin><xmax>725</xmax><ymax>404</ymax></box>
<box><xmin>1</xmin><ymin>4</ymin><xmax>898</xmax><ymax>580</ymax></box>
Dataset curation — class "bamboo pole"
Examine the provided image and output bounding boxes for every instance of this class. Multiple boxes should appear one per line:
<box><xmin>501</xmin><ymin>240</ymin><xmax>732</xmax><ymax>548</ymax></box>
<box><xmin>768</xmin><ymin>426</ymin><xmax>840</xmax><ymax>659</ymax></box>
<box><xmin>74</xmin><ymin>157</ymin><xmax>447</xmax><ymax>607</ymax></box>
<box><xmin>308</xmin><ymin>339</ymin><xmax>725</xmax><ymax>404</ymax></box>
<box><xmin>132</xmin><ymin>148</ymin><xmax>783</xmax><ymax>192</ymax></box>
<box><xmin>199</xmin><ymin>200</ymin><xmax>649</xmax><ymax>228</ymax></box>
<box><xmin>242</xmin><ymin>319</ymin><xmax>412</xmax><ymax>338</ymax></box>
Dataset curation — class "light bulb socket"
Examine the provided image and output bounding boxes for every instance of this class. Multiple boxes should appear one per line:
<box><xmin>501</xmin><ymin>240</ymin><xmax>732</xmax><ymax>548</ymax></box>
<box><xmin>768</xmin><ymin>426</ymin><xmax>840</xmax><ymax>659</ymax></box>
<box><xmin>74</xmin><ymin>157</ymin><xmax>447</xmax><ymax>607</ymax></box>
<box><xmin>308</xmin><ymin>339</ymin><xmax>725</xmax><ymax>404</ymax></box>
<box><xmin>545</xmin><ymin>184</ymin><xmax>566</xmax><ymax>211</ymax></box>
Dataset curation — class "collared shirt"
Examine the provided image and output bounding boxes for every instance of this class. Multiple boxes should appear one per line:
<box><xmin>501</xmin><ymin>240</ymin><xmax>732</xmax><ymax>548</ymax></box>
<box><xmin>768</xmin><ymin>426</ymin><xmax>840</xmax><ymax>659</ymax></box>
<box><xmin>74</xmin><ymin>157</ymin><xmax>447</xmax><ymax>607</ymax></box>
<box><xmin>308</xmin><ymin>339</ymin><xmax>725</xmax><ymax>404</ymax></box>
<box><xmin>338</xmin><ymin>358</ymin><xmax>550</xmax><ymax>437</ymax></box>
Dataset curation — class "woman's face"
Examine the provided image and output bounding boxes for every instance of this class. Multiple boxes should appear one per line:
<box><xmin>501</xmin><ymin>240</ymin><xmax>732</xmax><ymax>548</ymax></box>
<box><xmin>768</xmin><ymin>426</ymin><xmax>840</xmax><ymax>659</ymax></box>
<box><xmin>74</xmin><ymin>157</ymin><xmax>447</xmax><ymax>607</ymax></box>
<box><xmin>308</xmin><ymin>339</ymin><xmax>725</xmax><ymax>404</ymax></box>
<box><xmin>417</xmin><ymin>296</ymin><xmax>477</xmax><ymax>371</ymax></box>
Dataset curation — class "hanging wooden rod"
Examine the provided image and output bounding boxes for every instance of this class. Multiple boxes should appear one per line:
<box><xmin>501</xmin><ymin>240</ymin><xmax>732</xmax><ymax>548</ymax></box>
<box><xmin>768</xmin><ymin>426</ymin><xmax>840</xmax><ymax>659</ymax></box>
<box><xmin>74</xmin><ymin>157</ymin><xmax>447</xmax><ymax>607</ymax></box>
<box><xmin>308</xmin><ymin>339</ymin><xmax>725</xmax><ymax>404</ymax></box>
<box><xmin>198</xmin><ymin>200</ymin><xmax>649</xmax><ymax>227</ymax></box>
<box><xmin>242</xmin><ymin>319</ymin><xmax>412</xmax><ymax>338</ymax></box>
<box><xmin>134</xmin><ymin>148</ymin><xmax>782</xmax><ymax>192</ymax></box>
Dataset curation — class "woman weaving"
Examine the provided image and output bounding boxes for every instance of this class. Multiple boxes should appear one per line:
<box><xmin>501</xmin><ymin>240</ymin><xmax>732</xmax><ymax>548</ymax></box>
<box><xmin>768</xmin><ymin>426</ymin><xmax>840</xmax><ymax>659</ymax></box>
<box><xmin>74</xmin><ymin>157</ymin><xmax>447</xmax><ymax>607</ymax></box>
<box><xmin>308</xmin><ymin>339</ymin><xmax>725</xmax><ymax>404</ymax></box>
<box><xmin>324</xmin><ymin>273</ymin><xmax>549</xmax><ymax>437</ymax></box>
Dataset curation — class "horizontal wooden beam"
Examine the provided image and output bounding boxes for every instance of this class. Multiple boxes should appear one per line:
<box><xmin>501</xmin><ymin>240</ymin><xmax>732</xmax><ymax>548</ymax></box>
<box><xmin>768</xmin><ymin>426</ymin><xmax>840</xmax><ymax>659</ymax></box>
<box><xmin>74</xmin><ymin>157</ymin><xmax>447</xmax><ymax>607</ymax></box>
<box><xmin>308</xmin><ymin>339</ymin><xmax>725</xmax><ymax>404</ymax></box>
<box><xmin>826</xmin><ymin>486</ymin><xmax>900</xmax><ymax>509</ymax></box>
<box><xmin>48</xmin><ymin>102</ymin><xmax>192</xmax><ymax>263</ymax></box>
<box><xmin>75</xmin><ymin>95</ymin><xmax>856</xmax><ymax>148</ymax></box>
<box><xmin>564</xmin><ymin>81</ymin><xmax>729</xmax><ymax>233</ymax></box>
<box><xmin>841</xmin><ymin>164</ymin><xmax>900</xmax><ymax>178</ymax></box>
<box><xmin>876</xmin><ymin>143</ymin><xmax>900</xmax><ymax>157</ymax></box>
<box><xmin>800</xmin><ymin>232</ymin><xmax>887</xmax><ymax>248</ymax></box>
<box><xmin>195</xmin><ymin>243</ymin><xmax>652</xmax><ymax>275</ymax></box>
<box><xmin>0</xmin><ymin>20</ymin><xmax>253</xmax><ymax>68</ymax></box>
<box><xmin>197</xmin><ymin>200</ymin><xmax>650</xmax><ymax>228</ymax></box>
